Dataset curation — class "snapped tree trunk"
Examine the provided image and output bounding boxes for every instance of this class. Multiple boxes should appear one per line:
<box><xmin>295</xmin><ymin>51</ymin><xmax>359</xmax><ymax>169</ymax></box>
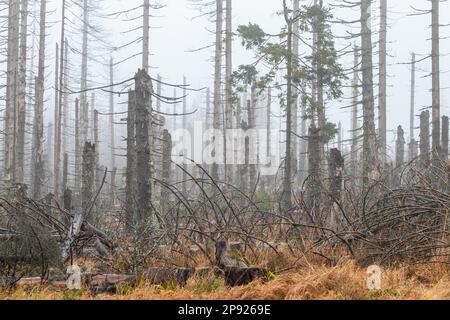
<box><xmin>134</xmin><ymin>70</ymin><xmax>152</xmax><ymax>225</ymax></box>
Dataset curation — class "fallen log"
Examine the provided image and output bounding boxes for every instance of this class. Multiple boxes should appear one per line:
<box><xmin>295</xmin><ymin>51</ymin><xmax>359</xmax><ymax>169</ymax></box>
<box><xmin>223</xmin><ymin>267</ymin><xmax>269</xmax><ymax>287</ymax></box>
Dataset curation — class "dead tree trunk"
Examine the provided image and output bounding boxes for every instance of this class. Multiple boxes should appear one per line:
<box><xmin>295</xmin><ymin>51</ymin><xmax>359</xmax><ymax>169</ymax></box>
<box><xmin>281</xmin><ymin>9</ymin><xmax>294</xmax><ymax>213</ymax></box>
<box><xmin>94</xmin><ymin>110</ymin><xmax>100</xmax><ymax>191</ymax></box>
<box><xmin>307</xmin><ymin>126</ymin><xmax>321</xmax><ymax>213</ymax></box>
<box><xmin>74</xmin><ymin>99</ymin><xmax>81</xmax><ymax>199</ymax></box>
<box><xmin>53</xmin><ymin>42</ymin><xmax>59</xmax><ymax>193</ymax></box>
<box><xmin>4</xmin><ymin>0</ymin><xmax>20</xmax><ymax>186</ymax></box>
<box><xmin>431</xmin><ymin>0</ymin><xmax>441</xmax><ymax>161</ymax></box>
<box><xmin>134</xmin><ymin>70</ymin><xmax>152</xmax><ymax>224</ymax></box>
<box><xmin>361</xmin><ymin>0</ymin><xmax>378</xmax><ymax>186</ymax></box>
<box><xmin>62</xmin><ymin>153</ymin><xmax>68</xmax><ymax>194</ymax></box>
<box><xmin>62</xmin><ymin>38</ymin><xmax>69</xmax><ymax>161</ymax></box>
<box><xmin>420</xmin><ymin>111</ymin><xmax>431</xmax><ymax>168</ymax></box>
<box><xmin>16</xmin><ymin>0</ymin><xmax>29</xmax><ymax>184</ymax></box>
<box><xmin>126</xmin><ymin>91</ymin><xmax>137</xmax><ymax>232</ymax></box>
<box><xmin>55</xmin><ymin>0</ymin><xmax>66</xmax><ymax>198</ymax></box>
<box><xmin>328</xmin><ymin>148</ymin><xmax>344</xmax><ymax>202</ymax></box>
<box><xmin>161</xmin><ymin>129</ymin><xmax>172</xmax><ymax>207</ymax></box>
<box><xmin>46</xmin><ymin>122</ymin><xmax>53</xmax><ymax>193</ymax></box>
<box><xmin>351</xmin><ymin>45</ymin><xmax>359</xmax><ymax>179</ymax></box>
<box><xmin>212</xmin><ymin>0</ymin><xmax>223</xmax><ymax>182</ymax></box>
<box><xmin>31</xmin><ymin>0</ymin><xmax>47</xmax><ymax>199</ymax></box>
<box><xmin>143</xmin><ymin>0</ymin><xmax>150</xmax><ymax>72</ymax></box>
<box><xmin>248</xmin><ymin>82</ymin><xmax>257</xmax><ymax>193</ymax></box>
<box><xmin>395</xmin><ymin>126</ymin><xmax>405</xmax><ymax>186</ymax></box>
<box><xmin>225</xmin><ymin>0</ymin><xmax>233</xmax><ymax>145</ymax></box>
<box><xmin>182</xmin><ymin>76</ymin><xmax>188</xmax><ymax>195</ymax></box>
<box><xmin>82</xmin><ymin>142</ymin><xmax>95</xmax><ymax>224</ymax></box>
<box><xmin>396</xmin><ymin>126</ymin><xmax>405</xmax><ymax>169</ymax></box>
<box><xmin>409</xmin><ymin>53</ymin><xmax>417</xmax><ymax>161</ymax></box>
<box><xmin>80</xmin><ymin>0</ymin><xmax>89</xmax><ymax>157</ymax></box>
<box><xmin>441</xmin><ymin>116</ymin><xmax>449</xmax><ymax>163</ymax></box>
<box><xmin>109</xmin><ymin>57</ymin><xmax>116</xmax><ymax>201</ymax></box>
<box><xmin>378</xmin><ymin>0</ymin><xmax>387</xmax><ymax>164</ymax></box>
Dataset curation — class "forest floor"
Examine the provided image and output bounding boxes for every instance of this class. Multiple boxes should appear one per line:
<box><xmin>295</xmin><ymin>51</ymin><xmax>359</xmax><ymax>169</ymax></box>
<box><xmin>1</xmin><ymin>261</ymin><xmax>449</xmax><ymax>300</ymax></box>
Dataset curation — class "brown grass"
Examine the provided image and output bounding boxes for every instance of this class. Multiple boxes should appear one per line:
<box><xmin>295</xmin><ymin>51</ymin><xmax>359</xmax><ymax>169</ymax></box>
<box><xmin>1</xmin><ymin>261</ymin><xmax>448</xmax><ymax>300</ymax></box>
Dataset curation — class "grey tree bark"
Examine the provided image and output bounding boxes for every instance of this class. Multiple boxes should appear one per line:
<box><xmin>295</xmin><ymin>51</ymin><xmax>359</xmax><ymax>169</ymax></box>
<box><xmin>409</xmin><ymin>53</ymin><xmax>417</xmax><ymax>161</ymax></box>
<box><xmin>378</xmin><ymin>0</ymin><xmax>387</xmax><ymax>164</ymax></box>
<box><xmin>31</xmin><ymin>0</ymin><xmax>47</xmax><ymax>199</ymax></box>
<box><xmin>431</xmin><ymin>0</ymin><xmax>441</xmax><ymax>160</ymax></box>
<box><xmin>16</xmin><ymin>0</ymin><xmax>29</xmax><ymax>184</ymax></box>
<box><xmin>212</xmin><ymin>0</ymin><xmax>223</xmax><ymax>182</ymax></box>
<box><xmin>4</xmin><ymin>0</ymin><xmax>20</xmax><ymax>185</ymax></box>
<box><xmin>420</xmin><ymin>110</ymin><xmax>430</xmax><ymax>168</ymax></box>
<box><xmin>143</xmin><ymin>0</ymin><xmax>150</xmax><ymax>72</ymax></box>
<box><xmin>134</xmin><ymin>70</ymin><xmax>152</xmax><ymax>224</ymax></box>
<box><xmin>126</xmin><ymin>91</ymin><xmax>137</xmax><ymax>232</ymax></box>
<box><xmin>360</xmin><ymin>0</ymin><xmax>378</xmax><ymax>186</ymax></box>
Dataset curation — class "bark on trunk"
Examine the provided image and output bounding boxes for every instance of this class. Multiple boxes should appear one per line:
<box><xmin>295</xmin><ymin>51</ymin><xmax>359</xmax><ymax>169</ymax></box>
<box><xmin>16</xmin><ymin>0</ymin><xmax>29</xmax><ymax>184</ymax></box>
<box><xmin>212</xmin><ymin>0</ymin><xmax>223</xmax><ymax>182</ymax></box>
<box><xmin>420</xmin><ymin>111</ymin><xmax>431</xmax><ymax>168</ymax></box>
<box><xmin>378</xmin><ymin>0</ymin><xmax>387</xmax><ymax>164</ymax></box>
<box><xmin>31</xmin><ymin>0</ymin><xmax>47</xmax><ymax>199</ymax></box>
<box><xmin>360</xmin><ymin>0</ymin><xmax>378</xmax><ymax>186</ymax></box>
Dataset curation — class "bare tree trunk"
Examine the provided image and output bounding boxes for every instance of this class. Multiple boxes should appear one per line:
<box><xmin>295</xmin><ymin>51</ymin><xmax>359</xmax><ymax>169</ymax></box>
<box><xmin>74</xmin><ymin>99</ymin><xmax>81</xmax><ymax>198</ymax></box>
<box><xmin>126</xmin><ymin>91</ymin><xmax>137</xmax><ymax>232</ymax></box>
<box><xmin>441</xmin><ymin>116</ymin><xmax>448</xmax><ymax>163</ymax></box>
<box><xmin>62</xmin><ymin>38</ymin><xmax>69</xmax><ymax>162</ymax></box>
<box><xmin>281</xmin><ymin>5</ymin><xmax>293</xmax><ymax>212</ymax></box>
<box><xmin>16</xmin><ymin>0</ymin><xmax>29</xmax><ymax>184</ymax></box>
<box><xmin>80</xmin><ymin>0</ymin><xmax>89</xmax><ymax>154</ymax></box>
<box><xmin>94</xmin><ymin>110</ymin><xmax>100</xmax><ymax>191</ymax></box>
<box><xmin>315</xmin><ymin>0</ymin><xmax>326</xmax><ymax>166</ymax></box>
<box><xmin>431</xmin><ymin>0</ymin><xmax>440</xmax><ymax>161</ymax></box>
<box><xmin>212</xmin><ymin>0</ymin><xmax>223</xmax><ymax>182</ymax></box>
<box><xmin>182</xmin><ymin>76</ymin><xmax>187</xmax><ymax>194</ymax></box>
<box><xmin>46</xmin><ymin>122</ymin><xmax>53</xmax><ymax>193</ymax></box>
<box><xmin>134</xmin><ymin>70</ymin><xmax>152</xmax><ymax>224</ymax></box>
<box><xmin>291</xmin><ymin>0</ymin><xmax>299</xmax><ymax>182</ymax></box>
<box><xmin>378</xmin><ymin>0</ymin><xmax>387</xmax><ymax>164</ymax></box>
<box><xmin>53</xmin><ymin>42</ymin><xmax>59</xmax><ymax>193</ymax></box>
<box><xmin>329</xmin><ymin>148</ymin><xmax>344</xmax><ymax>202</ymax></box>
<box><xmin>55</xmin><ymin>0</ymin><xmax>66</xmax><ymax>198</ymax></box>
<box><xmin>109</xmin><ymin>57</ymin><xmax>116</xmax><ymax>201</ymax></box>
<box><xmin>225</xmin><ymin>0</ymin><xmax>233</xmax><ymax>132</ymax></box>
<box><xmin>82</xmin><ymin>142</ymin><xmax>95</xmax><ymax>224</ymax></box>
<box><xmin>143</xmin><ymin>0</ymin><xmax>150</xmax><ymax>72</ymax></box>
<box><xmin>161</xmin><ymin>129</ymin><xmax>172</xmax><ymax>207</ymax></box>
<box><xmin>4</xmin><ymin>0</ymin><xmax>20</xmax><ymax>186</ymax></box>
<box><xmin>396</xmin><ymin>126</ymin><xmax>405</xmax><ymax>169</ymax></box>
<box><xmin>307</xmin><ymin>126</ymin><xmax>321</xmax><ymax>212</ymax></box>
<box><xmin>62</xmin><ymin>153</ymin><xmax>68</xmax><ymax>193</ymax></box>
<box><xmin>32</xmin><ymin>0</ymin><xmax>47</xmax><ymax>199</ymax></box>
<box><xmin>360</xmin><ymin>0</ymin><xmax>378</xmax><ymax>186</ymax></box>
<box><xmin>394</xmin><ymin>126</ymin><xmax>405</xmax><ymax>185</ymax></box>
<box><xmin>420</xmin><ymin>111</ymin><xmax>430</xmax><ymax>168</ymax></box>
<box><xmin>248</xmin><ymin>83</ymin><xmax>257</xmax><ymax>192</ymax></box>
<box><xmin>409</xmin><ymin>53</ymin><xmax>417</xmax><ymax>161</ymax></box>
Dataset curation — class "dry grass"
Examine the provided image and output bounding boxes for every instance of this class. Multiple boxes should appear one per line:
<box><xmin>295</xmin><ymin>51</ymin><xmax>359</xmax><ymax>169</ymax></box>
<box><xmin>1</xmin><ymin>261</ymin><xmax>448</xmax><ymax>300</ymax></box>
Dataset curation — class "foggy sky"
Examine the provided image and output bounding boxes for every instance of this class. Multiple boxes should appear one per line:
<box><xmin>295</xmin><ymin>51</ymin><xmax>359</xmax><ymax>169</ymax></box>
<box><xmin>44</xmin><ymin>0</ymin><xmax>450</xmax><ymax>163</ymax></box>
